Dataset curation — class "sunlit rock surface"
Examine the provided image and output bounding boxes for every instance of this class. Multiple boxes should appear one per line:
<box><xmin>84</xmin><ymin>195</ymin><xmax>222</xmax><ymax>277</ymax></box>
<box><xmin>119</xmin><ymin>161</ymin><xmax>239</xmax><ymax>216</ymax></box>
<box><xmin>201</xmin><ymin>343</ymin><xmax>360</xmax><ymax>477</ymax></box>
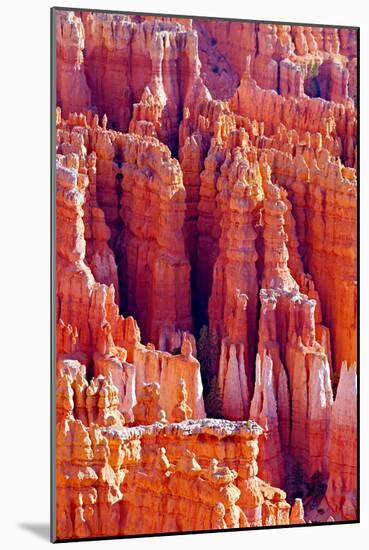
<box><xmin>55</xmin><ymin>10</ymin><xmax>357</xmax><ymax>539</ymax></box>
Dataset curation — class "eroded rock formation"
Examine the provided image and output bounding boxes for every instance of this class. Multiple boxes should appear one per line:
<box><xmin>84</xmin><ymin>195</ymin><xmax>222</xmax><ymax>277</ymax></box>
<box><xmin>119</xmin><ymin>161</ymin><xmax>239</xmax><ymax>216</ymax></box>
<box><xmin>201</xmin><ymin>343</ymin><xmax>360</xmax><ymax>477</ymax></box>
<box><xmin>56</xmin><ymin>418</ymin><xmax>306</xmax><ymax>539</ymax></box>
<box><xmin>55</xmin><ymin>9</ymin><xmax>357</xmax><ymax>539</ymax></box>
<box><xmin>326</xmin><ymin>362</ymin><xmax>357</xmax><ymax>520</ymax></box>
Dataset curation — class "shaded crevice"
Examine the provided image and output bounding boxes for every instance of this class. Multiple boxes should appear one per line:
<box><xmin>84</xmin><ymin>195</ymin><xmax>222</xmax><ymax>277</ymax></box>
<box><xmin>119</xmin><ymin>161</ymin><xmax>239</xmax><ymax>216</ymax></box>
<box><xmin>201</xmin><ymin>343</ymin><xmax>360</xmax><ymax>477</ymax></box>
<box><xmin>113</xmin><ymin>172</ymin><xmax>126</xmax><ymax>315</ymax></box>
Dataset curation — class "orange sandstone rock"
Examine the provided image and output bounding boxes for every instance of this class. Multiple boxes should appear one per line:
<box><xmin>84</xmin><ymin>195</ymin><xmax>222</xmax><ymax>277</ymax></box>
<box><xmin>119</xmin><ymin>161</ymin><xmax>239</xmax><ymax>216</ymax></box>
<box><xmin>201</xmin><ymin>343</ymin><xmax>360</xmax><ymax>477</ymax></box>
<box><xmin>118</xmin><ymin>133</ymin><xmax>193</xmax><ymax>346</ymax></box>
<box><xmin>326</xmin><ymin>362</ymin><xmax>357</xmax><ymax>520</ymax></box>
<box><xmin>56</xmin><ymin>11</ymin><xmax>91</xmax><ymax>116</ymax></box>
<box><xmin>172</xmin><ymin>378</ymin><xmax>193</xmax><ymax>422</ymax></box>
<box><xmin>290</xmin><ymin>498</ymin><xmax>305</xmax><ymax>524</ymax></box>
<box><xmin>55</xmin><ymin>12</ymin><xmax>357</xmax><ymax>534</ymax></box>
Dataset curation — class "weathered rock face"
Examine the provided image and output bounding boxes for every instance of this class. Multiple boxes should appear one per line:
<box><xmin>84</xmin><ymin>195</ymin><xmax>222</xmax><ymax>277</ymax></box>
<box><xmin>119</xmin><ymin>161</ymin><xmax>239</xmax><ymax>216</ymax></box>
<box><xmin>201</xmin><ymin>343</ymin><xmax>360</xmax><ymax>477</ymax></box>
<box><xmin>325</xmin><ymin>362</ymin><xmax>357</xmax><ymax>520</ymax></box>
<box><xmin>56</xmin><ymin>366</ymin><xmax>125</xmax><ymax>428</ymax></box>
<box><xmin>56</xmin><ymin>11</ymin><xmax>92</xmax><ymax>116</ymax></box>
<box><xmin>230</xmin><ymin>56</ymin><xmax>357</xmax><ymax>167</ymax></box>
<box><xmin>132</xmin><ymin>335</ymin><xmax>205</xmax><ymax>422</ymax></box>
<box><xmin>56</xmin><ymin>419</ymin><xmax>304</xmax><ymax>539</ymax></box>
<box><xmin>71</xmin><ymin>12</ymin><xmax>210</xmax><ymax>151</ymax></box>
<box><xmin>57</xmin><ymin>113</ymin><xmax>194</xmax><ymax>351</ymax></box>
<box><xmin>56</xmin><ymin>418</ymin><xmax>139</xmax><ymax>539</ymax></box>
<box><xmin>194</xmin><ymin>21</ymin><xmax>357</xmax><ymax>104</ymax></box>
<box><xmin>55</xmin><ymin>9</ymin><xmax>357</xmax><ymax>539</ymax></box>
<box><xmin>118</xmin><ymin>133</ymin><xmax>193</xmax><ymax>346</ymax></box>
<box><xmin>208</xmin><ymin>147</ymin><xmax>263</xmax><ymax>397</ymax></box>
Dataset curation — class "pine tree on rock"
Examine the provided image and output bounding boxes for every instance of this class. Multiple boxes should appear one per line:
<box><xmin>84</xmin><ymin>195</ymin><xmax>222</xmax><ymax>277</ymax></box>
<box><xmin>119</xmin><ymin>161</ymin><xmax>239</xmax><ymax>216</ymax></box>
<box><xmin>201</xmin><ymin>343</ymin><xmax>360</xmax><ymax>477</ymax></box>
<box><xmin>205</xmin><ymin>376</ymin><xmax>224</xmax><ymax>419</ymax></box>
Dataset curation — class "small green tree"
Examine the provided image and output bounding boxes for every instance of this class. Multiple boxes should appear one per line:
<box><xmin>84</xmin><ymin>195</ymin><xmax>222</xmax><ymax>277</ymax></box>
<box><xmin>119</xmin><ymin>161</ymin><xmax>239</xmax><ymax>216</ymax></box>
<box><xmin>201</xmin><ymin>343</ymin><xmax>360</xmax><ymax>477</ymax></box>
<box><xmin>287</xmin><ymin>461</ymin><xmax>305</xmax><ymax>500</ymax></box>
<box><xmin>197</xmin><ymin>325</ymin><xmax>220</xmax><ymax>394</ymax></box>
<box><xmin>209</xmin><ymin>329</ymin><xmax>220</xmax><ymax>375</ymax></box>
<box><xmin>198</xmin><ymin>325</ymin><xmax>209</xmax><ymax>361</ymax></box>
<box><xmin>331</xmin><ymin>370</ymin><xmax>340</xmax><ymax>397</ymax></box>
<box><xmin>310</xmin><ymin>61</ymin><xmax>320</xmax><ymax>78</ymax></box>
<box><xmin>307</xmin><ymin>471</ymin><xmax>327</xmax><ymax>503</ymax></box>
<box><xmin>205</xmin><ymin>376</ymin><xmax>223</xmax><ymax>419</ymax></box>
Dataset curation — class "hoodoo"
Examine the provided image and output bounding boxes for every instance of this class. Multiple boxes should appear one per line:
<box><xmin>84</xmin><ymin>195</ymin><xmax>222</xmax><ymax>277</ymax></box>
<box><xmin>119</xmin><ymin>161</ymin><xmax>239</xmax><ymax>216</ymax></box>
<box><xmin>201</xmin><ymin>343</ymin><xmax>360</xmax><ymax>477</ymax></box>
<box><xmin>54</xmin><ymin>9</ymin><xmax>357</xmax><ymax>540</ymax></box>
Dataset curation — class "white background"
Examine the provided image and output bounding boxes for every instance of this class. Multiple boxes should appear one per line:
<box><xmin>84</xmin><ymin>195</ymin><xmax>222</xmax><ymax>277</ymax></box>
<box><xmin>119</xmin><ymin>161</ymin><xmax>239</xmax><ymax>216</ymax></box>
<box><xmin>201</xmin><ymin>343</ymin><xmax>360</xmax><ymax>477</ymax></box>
<box><xmin>0</xmin><ymin>0</ymin><xmax>367</xmax><ymax>547</ymax></box>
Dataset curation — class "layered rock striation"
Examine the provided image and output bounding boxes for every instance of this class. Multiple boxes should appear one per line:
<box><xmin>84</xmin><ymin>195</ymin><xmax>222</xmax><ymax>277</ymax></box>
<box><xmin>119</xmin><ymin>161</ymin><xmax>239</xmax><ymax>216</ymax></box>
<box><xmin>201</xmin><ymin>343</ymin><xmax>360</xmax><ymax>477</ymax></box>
<box><xmin>55</xmin><ymin>9</ymin><xmax>358</xmax><ymax>538</ymax></box>
<box><xmin>56</xmin><ymin>418</ymin><xmax>304</xmax><ymax>539</ymax></box>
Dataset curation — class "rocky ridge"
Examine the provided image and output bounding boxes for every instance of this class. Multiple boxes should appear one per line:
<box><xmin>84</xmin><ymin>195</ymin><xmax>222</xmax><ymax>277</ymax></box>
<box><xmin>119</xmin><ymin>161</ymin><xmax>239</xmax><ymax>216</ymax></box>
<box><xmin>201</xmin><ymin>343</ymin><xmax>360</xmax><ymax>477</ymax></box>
<box><xmin>55</xmin><ymin>10</ymin><xmax>357</xmax><ymax>539</ymax></box>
